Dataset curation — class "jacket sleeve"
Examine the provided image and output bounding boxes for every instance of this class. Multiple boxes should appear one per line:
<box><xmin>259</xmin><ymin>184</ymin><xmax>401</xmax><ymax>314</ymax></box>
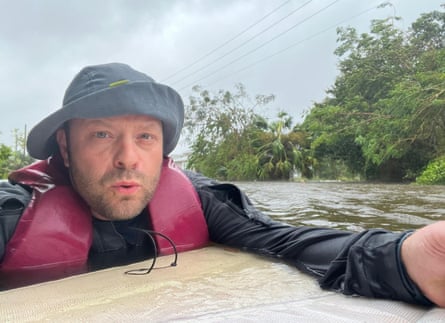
<box><xmin>0</xmin><ymin>180</ymin><xmax>31</xmax><ymax>261</ymax></box>
<box><xmin>185</xmin><ymin>171</ymin><xmax>433</xmax><ymax>306</ymax></box>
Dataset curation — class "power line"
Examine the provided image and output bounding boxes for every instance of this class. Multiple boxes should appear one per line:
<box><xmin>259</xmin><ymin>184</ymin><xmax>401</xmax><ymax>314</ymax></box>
<box><xmin>205</xmin><ymin>5</ymin><xmax>379</xmax><ymax>89</ymax></box>
<box><xmin>169</xmin><ymin>0</ymin><xmax>314</xmax><ymax>87</ymax></box>
<box><xmin>161</xmin><ymin>0</ymin><xmax>294</xmax><ymax>82</ymax></box>
<box><xmin>178</xmin><ymin>0</ymin><xmax>341</xmax><ymax>91</ymax></box>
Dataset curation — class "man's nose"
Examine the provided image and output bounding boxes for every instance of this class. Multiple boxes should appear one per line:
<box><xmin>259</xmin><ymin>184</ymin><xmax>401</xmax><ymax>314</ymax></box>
<box><xmin>113</xmin><ymin>136</ymin><xmax>139</xmax><ymax>169</ymax></box>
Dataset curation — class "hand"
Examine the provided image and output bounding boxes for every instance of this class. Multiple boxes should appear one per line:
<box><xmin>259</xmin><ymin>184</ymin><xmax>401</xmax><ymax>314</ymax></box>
<box><xmin>401</xmin><ymin>221</ymin><xmax>445</xmax><ymax>307</ymax></box>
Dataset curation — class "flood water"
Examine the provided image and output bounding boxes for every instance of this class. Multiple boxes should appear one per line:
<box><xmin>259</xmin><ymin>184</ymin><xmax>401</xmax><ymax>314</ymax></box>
<box><xmin>235</xmin><ymin>181</ymin><xmax>445</xmax><ymax>232</ymax></box>
<box><xmin>2</xmin><ymin>181</ymin><xmax>445</xmax><ymax>291</ymax></box>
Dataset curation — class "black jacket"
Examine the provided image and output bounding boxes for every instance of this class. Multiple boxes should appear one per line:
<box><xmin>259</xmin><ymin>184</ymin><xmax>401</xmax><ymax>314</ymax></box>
<box><xmin>0</xmin><ymin>173</ymin><xmax>432</xmax><ymax>305</ymax></box>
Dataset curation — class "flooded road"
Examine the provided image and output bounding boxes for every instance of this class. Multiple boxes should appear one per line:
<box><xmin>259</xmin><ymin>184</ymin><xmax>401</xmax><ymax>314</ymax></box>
<box><xmin>236</xmin><ymin>182</ymin><xmax>445</xmax><ymax>232</ymax></box>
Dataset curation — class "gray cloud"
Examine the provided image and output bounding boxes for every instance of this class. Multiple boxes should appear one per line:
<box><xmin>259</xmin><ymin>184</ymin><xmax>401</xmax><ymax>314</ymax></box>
<box><xmin>0</xmin><ymin>0</ymin><xmax>443</xmax><ymax>153</ymax></box>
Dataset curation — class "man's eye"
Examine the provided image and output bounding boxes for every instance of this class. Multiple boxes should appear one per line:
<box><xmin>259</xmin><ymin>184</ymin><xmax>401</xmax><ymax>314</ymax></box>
<box><xmin>140</xmin><ymin>133</ymin><xmax>153</xmax><ymax>140</ymax></box>
<box><xmin>94</xmin><ymin>131</ymin><xmax>109</xmax><ymax>138</ymax></box>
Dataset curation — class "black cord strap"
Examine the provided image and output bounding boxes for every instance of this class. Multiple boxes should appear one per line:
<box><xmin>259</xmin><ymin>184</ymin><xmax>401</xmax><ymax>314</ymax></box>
<box><xmin>124</xmin><ymin>228</ymin><xmax>178</xmax><ymax>275</ymax></box>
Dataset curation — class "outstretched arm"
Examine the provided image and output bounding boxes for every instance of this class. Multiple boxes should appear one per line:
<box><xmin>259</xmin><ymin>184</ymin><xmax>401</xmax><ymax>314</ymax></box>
<box><xmin>186</xmin><ymin>172</ymin><xmax>433</xmax><ymax>306</ymax></box>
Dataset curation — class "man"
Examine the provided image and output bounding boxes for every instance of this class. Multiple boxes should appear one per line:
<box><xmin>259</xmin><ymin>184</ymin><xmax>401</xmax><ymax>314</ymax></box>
<box><xmin>0</xmin><ymin>62</ymin><xmax>444</xmax><ymax>307</ymax></box>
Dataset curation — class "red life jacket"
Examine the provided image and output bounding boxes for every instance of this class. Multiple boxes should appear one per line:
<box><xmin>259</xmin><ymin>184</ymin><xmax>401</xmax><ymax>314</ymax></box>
<box><xmin>1</xmin><ymin>155</ymin><xmax>209</xmax><ymax>272</ymax></box>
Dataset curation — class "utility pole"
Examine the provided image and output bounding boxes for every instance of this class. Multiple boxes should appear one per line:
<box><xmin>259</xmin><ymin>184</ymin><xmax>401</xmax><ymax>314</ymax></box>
<box><xmin>23</xmin><ymin>124</ymin><xmax>27</xmax><ymax>156</ymax></box>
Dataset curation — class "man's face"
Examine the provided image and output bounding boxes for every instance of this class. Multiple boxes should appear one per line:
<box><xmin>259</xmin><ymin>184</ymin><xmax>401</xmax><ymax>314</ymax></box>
<box><xmin>56</xmin><ymin>115</ymin><xmax>163</xmax><ymax>221</ymax></box>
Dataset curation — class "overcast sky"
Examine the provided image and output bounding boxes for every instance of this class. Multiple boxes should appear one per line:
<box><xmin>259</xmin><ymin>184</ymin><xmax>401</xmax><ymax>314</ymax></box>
<box><xmin>0</xmin><ymin>0</ymin><xmax>443</xmax><ymax>155</ymax></box>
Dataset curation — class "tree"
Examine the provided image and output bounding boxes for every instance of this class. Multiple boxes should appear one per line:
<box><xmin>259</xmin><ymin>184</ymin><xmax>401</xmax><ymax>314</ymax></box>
<box><xmin>184</xmin><ymin>84</ymin><xmax>274</xmax><ymax>180</ymax></box>
<box><xmin>0</xmin><ymin>144</ymin><xmax>13</xmax><ymax>179</ymax></box>
<box><xmin>416</xmin><ymin>156</ymin><xmax>445</xmax><ymax>185</ymax></box>
<box><xmin>184</xmin><ymin>86</ymin><xmax>311</xmax><ymax>181</ymax></box>
<box><xmin>410</xmin><ymin>10</ymin><xmax>445</xmax><ymax>53</ymax></box>
<box><xmin>257</xmin><ymin>112</ymin><xmax>308</xmax><ymax>180</ymax></box>
<box><xmin>0</xmin><ymin>128</ymin><xmax>35</xmax><ymax>179</ymax></box>
<box><xmin>333</xmin><ymin>17</ymin><xmax>411</xmax><ymax>105</ymax></box>
<box><xmin>302</xmin><ymin>8</ymin><xmax>445</xmax><ymax>181</ymax></box>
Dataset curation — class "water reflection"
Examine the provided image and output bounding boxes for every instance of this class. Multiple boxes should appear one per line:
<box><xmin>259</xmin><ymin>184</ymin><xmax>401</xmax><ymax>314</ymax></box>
<box><xmin>236</xmin><ymin>182</ymin><xmax>445</xmax><ymax>232</ymax></box>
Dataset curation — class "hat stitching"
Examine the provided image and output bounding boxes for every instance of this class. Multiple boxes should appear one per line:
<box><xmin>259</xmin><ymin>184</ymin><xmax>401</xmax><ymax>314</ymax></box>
<box><xmin>109</xmin><ymin>79</ymin><xmax>130</xmax><ymax>87</ymax></box>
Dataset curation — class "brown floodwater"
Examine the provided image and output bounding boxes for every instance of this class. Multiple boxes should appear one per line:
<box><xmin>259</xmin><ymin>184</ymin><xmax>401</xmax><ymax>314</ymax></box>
<box><xmin>235</xmin><ymin>181</ymin><xmax>445</xmax><ymax>232</ymax></box>
<box><xmin>2</xmin><ymin>181</ymin><xmax>444</xmax><ymax>291</ymax></box>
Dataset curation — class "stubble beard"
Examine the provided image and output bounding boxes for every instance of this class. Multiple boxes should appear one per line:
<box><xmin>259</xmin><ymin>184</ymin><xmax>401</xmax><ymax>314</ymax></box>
<box><xmin>69</xmin><ymin>160</ymin><xmax>161</xmax><ymax>221</ymax></box>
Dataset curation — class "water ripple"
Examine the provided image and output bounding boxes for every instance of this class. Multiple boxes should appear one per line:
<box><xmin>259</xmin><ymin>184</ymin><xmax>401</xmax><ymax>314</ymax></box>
<box><xmin>234</xmin><ymin>182</ymin><xmax>445</xmax><ymax>232</ymax></box>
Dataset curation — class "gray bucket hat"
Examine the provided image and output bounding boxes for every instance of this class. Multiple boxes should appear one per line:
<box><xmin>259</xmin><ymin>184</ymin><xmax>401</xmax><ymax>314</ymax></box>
<box><xmin>27</xmin><ymin>62</ymin><xmax>184</xmax><ymax>159</ymax></box>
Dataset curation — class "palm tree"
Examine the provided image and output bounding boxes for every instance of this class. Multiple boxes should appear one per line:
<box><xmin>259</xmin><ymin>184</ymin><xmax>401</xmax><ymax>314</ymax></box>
<box><xmin>257</xmin><ymin>112</ymin><xmax>304</xmax><ymax>180</ymax></box>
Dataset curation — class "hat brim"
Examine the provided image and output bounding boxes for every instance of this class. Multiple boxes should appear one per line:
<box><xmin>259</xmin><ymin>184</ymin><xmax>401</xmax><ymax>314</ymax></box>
<box><xmin>27</xmin><ymin>81</ymin><xmax>184</xmax><ymax>160</ymax></box>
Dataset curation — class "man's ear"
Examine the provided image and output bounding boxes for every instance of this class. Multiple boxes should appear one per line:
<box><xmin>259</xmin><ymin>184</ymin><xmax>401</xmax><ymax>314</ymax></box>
<box><xmin>56</xmin><ymin>128</ymin><xmax>70</xmax><ymax>167</ymax></box>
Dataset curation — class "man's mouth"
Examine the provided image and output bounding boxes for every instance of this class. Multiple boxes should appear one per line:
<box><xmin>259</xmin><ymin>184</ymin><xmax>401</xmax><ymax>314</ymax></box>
<box><xmin>112</xmin><ymin>181</ymin><xmax>141</xmax><ymax>194</ymax></box>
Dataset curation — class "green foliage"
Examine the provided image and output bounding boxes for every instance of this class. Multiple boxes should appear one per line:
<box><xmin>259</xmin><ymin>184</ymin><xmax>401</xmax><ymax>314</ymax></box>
<box><xmin>0</xmin><ymin>129</ymin><xmax>35</xmax><ymax>179</ymax></box>
<box><xmin>257</xmin><ymin>112</ymin><xmax>307</xmax><ymax>180</ymax></box>
<box><xmin>0</xmin><ymin>147</ymin><xmax>35</xmax><ymax>179</ymax></box>
<box><xmin>184</xmin><ymin>7</ymin><xmax>445</xmax><ymax>183</ymax></box>
<box><xmin>302</xmin><ymin>7</ymin><xmax>445</xmax><ymax>181</ymax></box>
<box><xmin>185</xmin><ymin>84</ymin><xmax>266</xmax><ymax>180</ymax></box>
<box><xmin>334</xmin><ymin>18</ymin><xmax>410</xmax><ymax>104</ymax></box>
<box><xmin>185</xmin><ymin>86</ymin><xmax>311</xmax><ymax>181</ymax></box>
<box><xmin>0</xmin><ymin>144</ymin><xmax>13</xmax><ymax>178</ymax></box>
<box><xmin>416</xmin><ymin>157</ymin><xmax>445</xmax><ymax>185</ymax></box>
<box><xmin>226</xmin><ymin>153</ymin><xmax>259</xmax><ymax>180</ymax></box>
<box><xmin>410</xmin><ymin>10</ymin><xmax>445</xmax><ymax>52</ymax></box>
